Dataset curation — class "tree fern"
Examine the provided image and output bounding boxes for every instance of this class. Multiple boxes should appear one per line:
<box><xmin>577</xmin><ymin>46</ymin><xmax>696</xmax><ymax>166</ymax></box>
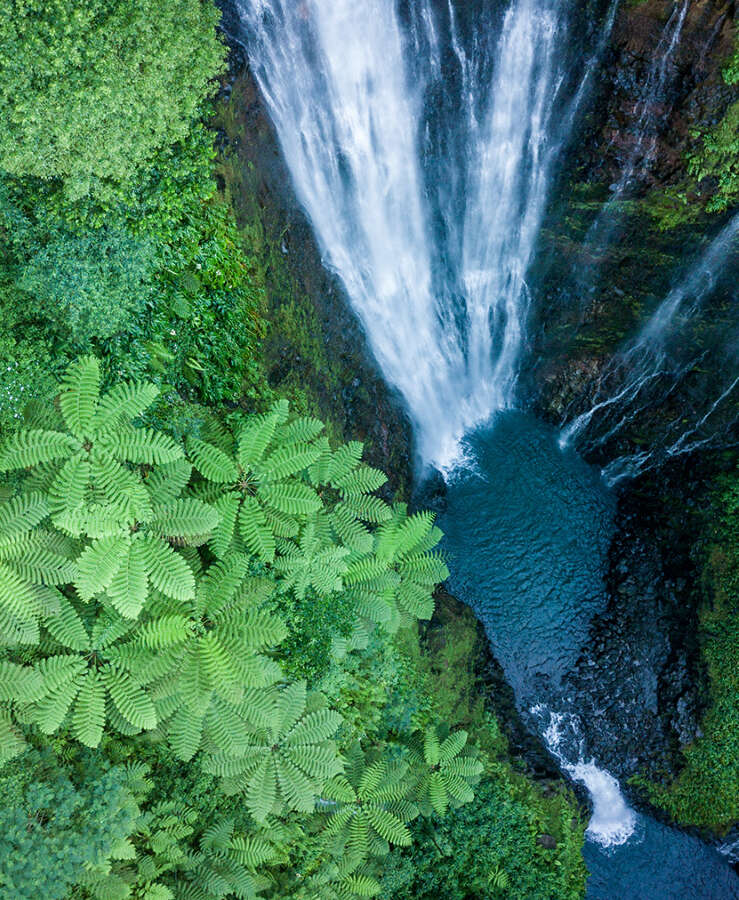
<box><xmin>406</xmin><ymin>725</ymin><xmax>484</xmax><ymax>816</ymax></box>
<box><xmin>17</xmin><ymin>600</ymin><xmax>158</xmax><ymax>746</ymax></box>
<box><xmin>59</xmin><ymin>355</ymin><xmax>102</xmax><ymax>439</ymax></box>
<box><xmin>202</xmin><ymin>681</ymin><xmax>343</xmax><ymax>821</ymax></box>
<box><xmin>317</xmin><ymin>743</ymin><xmax>416</xmax><ymax>862</ymax></box>
<box><xmin>128</xmin><ymin>558</ymin><xmax>287</xmax><ymax>761</ymax></box>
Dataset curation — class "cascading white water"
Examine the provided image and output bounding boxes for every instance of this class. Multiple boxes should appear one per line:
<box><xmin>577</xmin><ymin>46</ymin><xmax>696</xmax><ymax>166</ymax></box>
<box><xmin>238</xmin><ymin>0</ymin><xmax>572</xmax><ymax>469</ymax></box>
<box><xmin>533</xmin><ymin>705</ymin><xmax>638</xmax><ymax>848</ymax></box>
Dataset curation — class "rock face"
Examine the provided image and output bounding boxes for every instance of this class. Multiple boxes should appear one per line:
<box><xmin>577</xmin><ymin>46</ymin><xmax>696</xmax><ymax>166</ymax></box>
<box><xmin>528</xmin><ymin>0</ymin><xmax>736</xmax><ymax>425</ymax></box>
<box><xmin>562</xmin><ymin>460</ymin><xmax>711</xmax><ymax>784</ymax></box>
<box><xmin>578</xmin><ymin>0</ymin><xmax>736</xmax><ymax>191</ymax></box>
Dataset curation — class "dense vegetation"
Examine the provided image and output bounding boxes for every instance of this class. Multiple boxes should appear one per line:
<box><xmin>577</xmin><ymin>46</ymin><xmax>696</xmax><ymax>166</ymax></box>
<box><xmin>0</xmin><ymin>2</ymin><xmax>587</xmax><ymax>898</ymax></box>
<box><xmin>0</xmin><ymin>0</ymin><xmax>270</xmax><ymax>436</ymax></box>
<box><xmin>640</xmin><ymin>470</ymin><xmax>739</xmax><ymax>833</ymax></box>
<box><xmin>0</xmin><ymin>358</ymin><xmax>586</xmax><ymax>899</ymax></box>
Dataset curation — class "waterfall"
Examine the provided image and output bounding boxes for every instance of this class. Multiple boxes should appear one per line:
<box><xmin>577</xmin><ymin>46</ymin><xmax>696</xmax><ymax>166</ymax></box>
<box><xmin>532</xmin><ymin>705</ymin><xmax>637</xmax><ymax>848</ymax></box>
<box><xmin>561</xmin><ymin>213</ymin><xmax>739</xmax><ymax>481</ymax></box>
<box><xmin>237</xmin><ymin>0</ymin><xmax>582</xmax><ymax>470</ymax></box>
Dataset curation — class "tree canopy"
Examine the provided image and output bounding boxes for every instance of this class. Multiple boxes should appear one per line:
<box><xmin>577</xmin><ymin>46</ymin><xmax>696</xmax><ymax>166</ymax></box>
<box><xmin>0</xmin><ymin>0</ymin><xmax>224</xmax><ymax>194</ymax></box>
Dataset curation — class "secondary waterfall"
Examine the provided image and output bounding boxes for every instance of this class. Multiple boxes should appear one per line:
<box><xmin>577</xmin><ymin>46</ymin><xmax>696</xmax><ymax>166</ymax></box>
<box><xmin>561</xmin><ymin>212</ymin><xmax>739</xmax><ymax>482</ymax></box>
<box><xmin>238</xmin><ymin>0</ymin><xmax>582</xmax><ymax>469</ymax></box>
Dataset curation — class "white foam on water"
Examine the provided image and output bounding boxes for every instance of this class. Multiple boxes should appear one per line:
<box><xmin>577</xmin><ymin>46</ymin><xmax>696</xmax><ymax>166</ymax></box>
<box><xmin>535</xmin><ymin>705</ymin><xmax>638</xmax><ymax>848</ymax></box>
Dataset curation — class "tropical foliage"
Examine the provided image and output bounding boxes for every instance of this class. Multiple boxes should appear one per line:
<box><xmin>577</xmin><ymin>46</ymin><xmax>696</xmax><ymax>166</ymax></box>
<box><xmin>0</xmin><ymin>358</ymin><xmax>508</xmax><ymax>899</ymax></box>
<box><xmin>0</xmin><ymin>1</ymin><xmax>590</xmax><ymax>895</ymax></box>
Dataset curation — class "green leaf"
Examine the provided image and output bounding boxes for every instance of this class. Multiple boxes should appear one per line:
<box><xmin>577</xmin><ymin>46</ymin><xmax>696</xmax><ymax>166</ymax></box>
<box><xmin>237</xmin><ymin>412</ymin><xmax>279</xmax><ymax>469</ymax></box>
<box><xmin>0</xmin><ymin>493</ymin><xmax>50</xmax><ymax>546</ymax></box>
<box><xmin>136</xmin><ymin>614</ymin><xmax>189</xmax><ymax>649</ymax></box>
<box><xmin>100</xmin><ymin>427</ymin><xmax>182</xmax><ymax>465</ymax></box>
<box><xmin>260</xmin><ymin>443</ymin><xmax>322</xmax><ymax>481</ymax></box>
<box><xmin>48</xmin><ymin>453</ymin><xmax>91</xmax><ymax>522</ymax></box>
<box><xmin>0</xmin><ymin>661</ymin><xmax>44</xmax><ymax>702</ymax></box>
<box><xmin>0</xmin><ymin>429</ymin><xmax>79</xmax><ymax>471</ymax></box>
<box><xmin>258</xmin><ymin>482</ymin><xmax>322</xmax><ymax>517</ymax></box>
<box><xmin>209</xmin><ymin>493</ymin><xmax>240</xmax><ymax>558</ymax></box>
<box><xmin>0</xmin><ymin>560</ymin><xmax>45</xmax><ymax>629</ymax></box>
<box><xmin>239</xmin><ymin>496</ymin><xmax>275</xmax><ymax>563</ymax></box>
<box><xmin>104</xmin><ymin>665</ymin><xmax>157</xmax><ymax>730</ymax></box>
<box><xmin>71</xmin><ymin>668</ymin><xmax>106</xmax><ymax>747</ymax></box>
<box><xmin>75</xmin><ymin>535</ymin><xmax>131</xmax><ymax>601</ymax></box>
<box><xmin>246</xmin><ymin>757</ymin><xmax>278</xmax><ymax>822</ymax></box>
<box><xmin>92</xmin><ymin>381</ymin><xmax>160</xmax><ymax>434</ymax></box>
<box><xmin>150</xmin><ymin>498</ymin><xmax>221</xmax><ymax>540</ymax></box>
<box><xmin>0</xmin><ymin>709</ymin><xmax>27</xmax><ymax>765</ymax></box>
<box><xmin>44</xmin><ymin>595</ymin><xmax>90</xmax><ymax>650</ymax></box>
<box><xmin>107</xmin><ymin>541</ymin><xmax>149</xmax><ymax>618</ymax></box>
<box><xmin>59</xmin><ymin>356</ymin><xmax>101</xmax><ymax>438</ymax></box>
<box><xmin>167</xmin><ymin>705</ymin><xmax>203</xmax><ymax>762</ymax></box>
<box><xmin>186</xmin><ymin>437</ymin><xmax>238</xmax><ymax>483</ymax></box>
<box><xmin>139</xmin><ymin>536</ymin><xmax>195</xmax><ymax>601</ymax></box>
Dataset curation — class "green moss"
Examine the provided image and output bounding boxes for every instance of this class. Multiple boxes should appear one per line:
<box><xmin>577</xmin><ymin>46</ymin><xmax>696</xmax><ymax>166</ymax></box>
<box><xmin>634</xmin><ymin>471</ymin><xmax>739</xmax><ymax>833</ymax></box>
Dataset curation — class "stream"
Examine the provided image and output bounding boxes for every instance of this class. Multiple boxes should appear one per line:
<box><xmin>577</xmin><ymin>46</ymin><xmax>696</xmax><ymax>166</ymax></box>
<box><xmin>436</xmin><ymin>412</ymin><xmax>739</xmax><ymax>897</ymax></box>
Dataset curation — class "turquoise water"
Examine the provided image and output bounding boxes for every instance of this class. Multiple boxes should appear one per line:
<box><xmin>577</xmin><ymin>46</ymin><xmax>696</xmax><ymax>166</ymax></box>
<box><xmin>438</xmin><ymin>410</ymin><xmax>616</xmax><ymax>701</ymax></box>
<box><xmin>437</xmin><ymin>411</ymin><xmax>739</xmax><ymax>898</ymax></box>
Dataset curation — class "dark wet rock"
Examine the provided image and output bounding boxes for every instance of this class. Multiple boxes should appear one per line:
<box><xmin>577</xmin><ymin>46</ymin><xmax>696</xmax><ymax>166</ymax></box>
<box><xmin>561</xmin><ymin>450</ymin><xmax>736</xmax><ymax>787</ymax></box>
<box><xmin>537</xmin><ymin>833</ymin><xmax>558</xmax><ymax>850</ymax></box>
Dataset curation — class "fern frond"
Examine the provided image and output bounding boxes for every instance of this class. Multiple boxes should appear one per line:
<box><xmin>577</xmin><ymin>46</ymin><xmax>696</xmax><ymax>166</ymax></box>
<box><xmin>260</xmin><ymin>444</ymin><xmax>322</xmax><ymax>481</ymax></box>
<box><xmin>339</xmin><ymin>495</ymin><xmax>392</xmax><ymax>524</ymax></box>
<box><xmin>59</xmin><ymin>356</ymin><xmax>101</xmax><ymax>438</ymax></box>
<box><xmin>0</xmin><ymin>709</ymin><xmax>27</xmax><ymax>765</ymax></box>
<box><xmin>399</xmin><ymin>552</ymin><xmax>449</xmax><ymax>584</ymax></box>
<box><xmin>0</xmin><ymin>561</ymin><xmax>46</xmax><ymax>629</ymax></box>
<box><xmin>396</xmin><ymin>580</ymin><xmax>434</xmax><ymax>620</ymax></box>
<box><xmin>228</xmin><ymin>835</ymin><xmax>275</xmax><ymax>870</ymax></box>
<box><xmin>0</xmin><ymin>660</ymin><xmax>44</xmax><ymax>702</ymax></box>
<box><xmin>329</xmin><ymin>505</ymin><xmax>373</xmax><ymax>553</ymax></box>
<box><xmin>90</xmin><ymin>449</ymin><xmax>153</xmax><ymax>524</ymax></box>
<box><xmin>103</xmin><ymin>664</ymin><xmax>157</xmax><ymax>730</ymax></box>
<box><xmin>75</xmin><ymin>535</ymin><xmax>131</xmax><ymax>601</ymax></box>
<box><xmin>150</xmin><ymin>498</ymin><xmax>221</xmax><ymax>541</ymax></box>
<box><xmin>258</xmin><ymin>482</ymin><xmax>322</xmax><ymax>517</ymax></box>
<box><xmin>209</xmin><ymin>493</ymin><xmax>240</xmax><ymax>559</ymax></box>
<box><xmin>145</xmin><ymin>458</ymin><xmax>193</xmax><ymax>506</ymax></box>
<box><xmin>106</xmin><ymin>541</ymin><xmax>149</xmax><ymax>618</ymax></box>
<box><xmin>0</xmin><ymin>429</ymin><xmax>78</xmax><ymax>471</ymax></box>
<box><xmin>44</xmin><ymin>595</ymin><xmax>90</xmax><ymax>650</ymax></box>
<box><xmin>92</xmin><ymin>381</ymin><xmax>160</xmax><ymax>434</ymax></box>
<box><xmin>187</xmin><ymin>437</ymin><xmax>239</xmax><ymax>483</ymax></box>
<box><xmin>237</xmin><ymin>413</ymin><xmax>279</xmax><ymax>469</ymax></box>
<box><xmin>364</xmin><ymin>809</ymin><xmax>411</xmax><ymax>846</ymax></box>
<box><xmin>47</xmin><ymin>453</ymin><xmax>90</xmax><ymax>523</ymax></box>
<box><xmin>138</xmin><ymin>536</ymin><xmax>195</xmax><ymax>601</ymax></box>
<box><xmin>100</xmin><ymin>427</ymin><xmax>182</xmax><ymax>465</ymax></box>
<box><xmin>278</xmin><ymin>416</ymin><xmax>324</xmax><ymax>446</ymax></box>
<box><xmin>30</xmin><ymin>654</ymin><xmax>86</xmax><ymax>732</ymax></box>
<box><xmin>336</xmin><ymin>466</ymin><xmax>387</xmax><ymax>497</ymax></box>
<box><xmin>167</xmin><ymin>706</ymin><xmax>204</xmax><ymax>762</ymax></box>
<box><xmin>328</xmin><ymin>442</ymin><xmax>364</xmax><ymax>481</ymax></box>
<box><xmin>0</xmin><ymin>493</ymin><xmax>50</xmax><ymax>546</ymax></box>
<box><xmin>238</xmin><ymin>497</ymin><xmax>275</xmax><ymax>563</ymax></box>
<box><xmin>71</xmin><ymin>668</ymin><xmax>106</xmax><ymax>747</ymax></box>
